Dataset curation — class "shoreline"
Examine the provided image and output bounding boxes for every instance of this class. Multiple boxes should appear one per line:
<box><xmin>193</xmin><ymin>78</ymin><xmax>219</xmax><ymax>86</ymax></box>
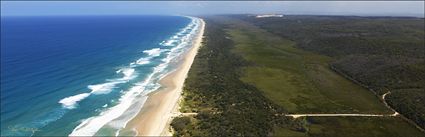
<box><xmin>125</xmin><ymin>18</ymin><xmax>205</xmax><ymax>136</ymax></box>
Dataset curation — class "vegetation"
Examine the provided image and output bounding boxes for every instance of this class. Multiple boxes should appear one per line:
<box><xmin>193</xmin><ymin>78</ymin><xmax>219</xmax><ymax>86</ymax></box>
<box><xmin>387</xmin><ymin>89</ymin><xmax>425</xmax><ymax>128</ymax></box>
<box><xmin>172</xmin><ymin>15</ymin><xmax>424</xmax><ymax>136</ymax></box>
<box><xmin>273</xmin><ymin>116</ymin><xmax>425</xmax><ymax>137</ymax></box>
<box><xmin>237</xmin><ymin>15</ymin><xmax>425</xmax><ymax>130</ymax></box>
<box><xmin>170</xmin><ymin>116</ymin><xmax>193</xmax><ymax>136</ymax></box>
<box><xmin>171</xmin><ymin>17</ymin><xmax>291</xmax><ymax>136</ymax></box>
<box><xmin>225</xmin><ymin>17</ymin><xmax>390</xmax><ymax>114</ymax></box>
<box><xmin>304</xmin><ymin>117</ymin><xmax>424</xmax><ymax>137</ymax></box>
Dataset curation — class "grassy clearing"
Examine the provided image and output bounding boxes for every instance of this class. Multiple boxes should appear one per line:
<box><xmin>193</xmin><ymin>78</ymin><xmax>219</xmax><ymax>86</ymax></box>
<box><xmin>221</xmin><ymin>16</ymin><xmax>424</xmax><ymax>136</ymax></box>
<box><xmin>226</xmin><ymin>19</ymin><xmax>390</xmax><ymax>114</ymax></box>
<box><xmin>238</xmin><ymin>15</ymin><xmax>425</xmax><ymax>129</ymax></box>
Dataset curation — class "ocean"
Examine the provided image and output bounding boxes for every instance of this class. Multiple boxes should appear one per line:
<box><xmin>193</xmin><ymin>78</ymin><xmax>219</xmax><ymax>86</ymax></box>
<box><xmin>0</xmin><ymin>15</ymin><xmax>201</xmax><ymax>136</ymax></box>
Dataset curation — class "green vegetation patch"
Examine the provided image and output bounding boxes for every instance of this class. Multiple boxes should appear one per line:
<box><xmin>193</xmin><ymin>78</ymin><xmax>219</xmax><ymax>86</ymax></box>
<box><xmin>305</xmin><ymin>117</ymin><xmax>424</xmax><ymax>137</ymax></box>
<box><xmin>387</xmin><ymin>89</ymin><xmax>425</xmax><ymax>129</ymax></box>
<box><xmin>237</xmin><ymin>15</ymin><xmax>425</xmax><ymax>129</ymax></box>
<box><xmin>226</xmin><ymin>18</ymin><xmax>390</xmax><ymax>114</ymax></box>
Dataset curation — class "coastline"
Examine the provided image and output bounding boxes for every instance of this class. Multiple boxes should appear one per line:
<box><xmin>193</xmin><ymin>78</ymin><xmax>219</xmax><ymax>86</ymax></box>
<box><xmin>125</xmin><ymin>18</ymin><xmax>205</xmax><ymax>136</ymax></box>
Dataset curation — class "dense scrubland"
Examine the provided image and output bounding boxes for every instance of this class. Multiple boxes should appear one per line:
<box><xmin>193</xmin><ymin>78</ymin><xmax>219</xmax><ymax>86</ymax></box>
<box><xmin>237</xmin><ymin>15</ymin><xmax>425</xmax><ymax>130</ymax></box>
<box><xmin>171</xmin><ymin>15</ymin><xmax>424</xmax><ymax>136</ymax></box>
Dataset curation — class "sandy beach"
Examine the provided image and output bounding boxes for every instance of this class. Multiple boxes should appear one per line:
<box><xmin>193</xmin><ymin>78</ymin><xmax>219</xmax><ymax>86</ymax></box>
<box><xmin>125</xmin><ymin>18</ymin><xmax>205</xmax><ymax>136</ymax></box>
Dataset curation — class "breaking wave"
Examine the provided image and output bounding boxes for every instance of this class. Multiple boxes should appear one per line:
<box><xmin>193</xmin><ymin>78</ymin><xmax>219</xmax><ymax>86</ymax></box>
<box><xmin>68</xmin><ymin>16</ymin><xmax>202</xmax><ymax>136</ymax></box>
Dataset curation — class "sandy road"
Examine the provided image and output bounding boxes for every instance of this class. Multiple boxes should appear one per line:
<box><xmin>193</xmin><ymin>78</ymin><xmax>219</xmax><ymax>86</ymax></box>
<box><xmin>286</xmin><ymin>113</ymin><xmax>398</xmax><ymax>119</ymax></box>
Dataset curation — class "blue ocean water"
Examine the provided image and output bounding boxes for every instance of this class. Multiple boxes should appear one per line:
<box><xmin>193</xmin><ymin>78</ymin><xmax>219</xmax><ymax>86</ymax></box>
<box><xmin>1</xmin><ymin>15</ymin><xmax>200</xmax><ymax>136</ymax></box>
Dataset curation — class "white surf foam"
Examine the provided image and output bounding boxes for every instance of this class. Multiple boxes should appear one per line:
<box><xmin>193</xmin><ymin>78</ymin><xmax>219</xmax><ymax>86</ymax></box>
<box><xmin>159</xmin><ymin>19</ymin><xmax>198</xmax><ymax>47</ymax></box>
<box><xmin>161</xmin><ymin>39</ymin><xmax>177</xmax><ymax>46</ymax></box>
<box><xmin>59</xmin><ymin>93</ymin><xmax>91</xmax><ymax>109</ymax></box>
<box><xmin>131</xmin><ymin>48</ymin><xmax>169</xmax><ymax>66</ymax></box>
<box><xmin>130</xmin><ymin>48</ymin><xmax>168</xmax><ymax>67</ymax></box>
<box><xmin>88</xmin><ymin>82</ymin><xmax>119</xmax><ymax>95</ymax></box>
<box><xmin>118</xmin><ymin>68</ymin><xmax>136</xmax><ymax>80</ymax></box>
<box><xmin>69</xmin><ymin>16</ymin><xmax>202</xmax><ymax>136</ymax></box>
<box><xmin>69</xmin><ymin>72</ymin><xmax>157</xmax><ymax>136</ymax></box>
<box><xmin>59</xmin><ymin>68</ymin><xmax>137</xmax><ymax>109</ymax></box>
<box><xmin>142</xmin><ymin>48</ymin><xmax>162</xmax><ymax>57</ymax></box>
<box><xmin>135</xmin><ymin>58</ymin><xmax>150</xmax><ymax>65</ymax></box>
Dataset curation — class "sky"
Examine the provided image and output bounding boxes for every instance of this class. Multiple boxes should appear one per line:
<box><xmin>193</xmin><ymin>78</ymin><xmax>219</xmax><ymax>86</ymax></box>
<box><xmin>1</xmin><ymin>1</ymin><xmax>424</xmax><ymax>17</ymax></box>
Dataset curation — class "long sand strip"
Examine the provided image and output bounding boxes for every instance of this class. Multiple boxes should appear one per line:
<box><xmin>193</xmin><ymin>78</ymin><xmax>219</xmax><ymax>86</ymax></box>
<box><xmin>126</xmin><ymin>18</ymin><xmax>205</xmax><ymax>136</ymax></box>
